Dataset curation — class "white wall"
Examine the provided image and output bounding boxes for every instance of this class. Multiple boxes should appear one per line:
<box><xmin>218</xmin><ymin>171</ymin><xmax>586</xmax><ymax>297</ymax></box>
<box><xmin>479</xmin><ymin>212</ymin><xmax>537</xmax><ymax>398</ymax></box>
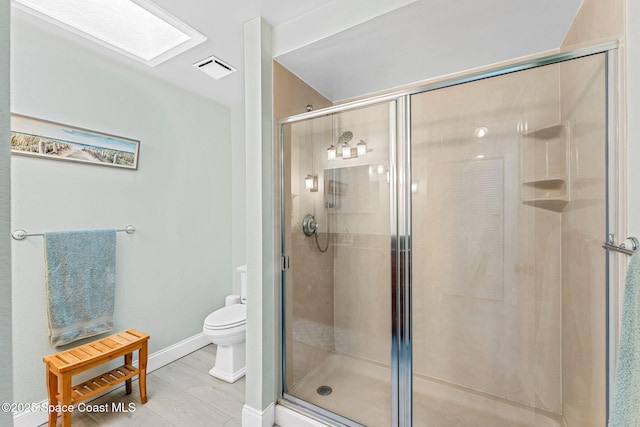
<box><xmin>10</xmin><ymin>19</ymin><xmax>233</xmax><ymax>404</ymax></box>
<box><xmin>0</xmin><ymin>0</ymin><xmax>13</xmax><ymax>425</ymax></box>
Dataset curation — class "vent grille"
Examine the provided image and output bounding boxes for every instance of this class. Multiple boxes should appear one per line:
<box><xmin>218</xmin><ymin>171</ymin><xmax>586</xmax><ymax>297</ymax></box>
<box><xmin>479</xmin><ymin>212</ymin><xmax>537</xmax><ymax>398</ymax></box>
<box><xmin>193</xmin><ymin>55</ymin><xmax>237</xmax><ymax>79</ymax></box>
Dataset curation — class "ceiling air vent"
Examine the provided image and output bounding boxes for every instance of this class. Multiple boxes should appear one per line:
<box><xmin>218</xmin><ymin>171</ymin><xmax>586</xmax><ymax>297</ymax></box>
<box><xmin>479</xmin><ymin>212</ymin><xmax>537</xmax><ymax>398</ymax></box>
<box><xmin>194</xmin><ymin>55</ymin><xmax>237</xmax><ymax>79</ymax></box>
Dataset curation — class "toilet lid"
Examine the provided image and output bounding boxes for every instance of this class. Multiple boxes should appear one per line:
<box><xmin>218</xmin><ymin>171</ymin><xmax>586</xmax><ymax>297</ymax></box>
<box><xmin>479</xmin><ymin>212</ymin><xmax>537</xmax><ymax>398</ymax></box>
<box><xmin>204</xmin><ymin>304</ymin><xmax>246</xmax><ymax>329</ymax></box>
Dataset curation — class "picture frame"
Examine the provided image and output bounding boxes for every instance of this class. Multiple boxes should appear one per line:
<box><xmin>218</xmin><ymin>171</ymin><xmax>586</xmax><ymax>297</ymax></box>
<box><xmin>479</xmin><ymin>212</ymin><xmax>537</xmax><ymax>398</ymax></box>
<box><xmin>10</xmin><ymin>114</ymin><xmax>140</xmax><ymax>170</ymax></box>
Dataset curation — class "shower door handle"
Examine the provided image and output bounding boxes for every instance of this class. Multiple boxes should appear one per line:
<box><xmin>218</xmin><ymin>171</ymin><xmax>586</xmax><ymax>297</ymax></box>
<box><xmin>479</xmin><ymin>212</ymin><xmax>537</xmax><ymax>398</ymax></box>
<box><xmin>281</xmin><ymin>255</ymin><xmax>290</xmax><ymax>271</ymax></box>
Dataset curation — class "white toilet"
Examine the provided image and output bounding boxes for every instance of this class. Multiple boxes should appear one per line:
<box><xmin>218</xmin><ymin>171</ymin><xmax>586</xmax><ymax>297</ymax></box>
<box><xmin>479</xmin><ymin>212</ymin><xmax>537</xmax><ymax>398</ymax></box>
<box><xmin>203</xmin><ymin>265</ymin><xmax>247</xmax><ymax>383</ymax></box>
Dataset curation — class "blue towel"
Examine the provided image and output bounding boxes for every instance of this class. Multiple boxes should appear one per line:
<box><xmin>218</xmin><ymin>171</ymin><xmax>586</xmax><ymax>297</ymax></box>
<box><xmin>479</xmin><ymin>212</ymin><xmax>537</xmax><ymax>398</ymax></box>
<box><xmin>609</xmin><ymin>251</ymin><xmax>640</xmax><ymax>426</ymax></box>
<box><xmin>44</xmin><ymin>229</ymin><xmax>116</xmax><ymax>347</ymax></box>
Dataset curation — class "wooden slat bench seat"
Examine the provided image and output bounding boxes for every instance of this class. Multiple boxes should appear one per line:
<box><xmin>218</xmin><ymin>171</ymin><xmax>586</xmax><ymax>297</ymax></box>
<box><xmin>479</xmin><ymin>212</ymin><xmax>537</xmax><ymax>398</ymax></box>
<box><xmin>42</xmin><ymin>329</ymin><xmax>149</xmax><ymax>427</ymax></box>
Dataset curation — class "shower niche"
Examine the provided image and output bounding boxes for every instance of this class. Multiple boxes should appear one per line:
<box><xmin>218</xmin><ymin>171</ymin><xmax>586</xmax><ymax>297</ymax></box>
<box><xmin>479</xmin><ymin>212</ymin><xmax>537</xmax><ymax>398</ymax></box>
<box><xmin>520</xmin><ymin>121</ymin><xmax>570</xmax><ymax>211</ymax></box>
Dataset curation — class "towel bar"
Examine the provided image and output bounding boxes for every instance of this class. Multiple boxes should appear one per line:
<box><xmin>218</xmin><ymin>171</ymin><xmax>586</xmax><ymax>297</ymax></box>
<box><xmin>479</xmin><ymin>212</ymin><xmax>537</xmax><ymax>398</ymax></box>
<box><xmin>602</xmin><ymin>234</ymin><xmax>638</xmax><ymax>256</ymax></box>
<box><xmin>11</xmin><ymin>225</ymin><xmax>135</xmax><ymax>241</ymax></box>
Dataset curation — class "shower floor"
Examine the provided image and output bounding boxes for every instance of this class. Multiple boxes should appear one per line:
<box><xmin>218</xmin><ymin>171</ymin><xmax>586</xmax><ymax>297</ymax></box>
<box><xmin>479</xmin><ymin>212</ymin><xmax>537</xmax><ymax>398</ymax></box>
<box><xmin>289</xmin><ymin>353</ymin><xmax>564</xmax><ymax>427</ymax></box>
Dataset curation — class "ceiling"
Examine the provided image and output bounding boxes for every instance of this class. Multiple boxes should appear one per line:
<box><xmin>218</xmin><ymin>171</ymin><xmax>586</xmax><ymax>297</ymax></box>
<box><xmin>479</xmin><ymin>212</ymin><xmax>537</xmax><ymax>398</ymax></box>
<box><xmin>11</xmin><ymin>0</ymin><xmax>584</xmax><ymax>107</ymax></box>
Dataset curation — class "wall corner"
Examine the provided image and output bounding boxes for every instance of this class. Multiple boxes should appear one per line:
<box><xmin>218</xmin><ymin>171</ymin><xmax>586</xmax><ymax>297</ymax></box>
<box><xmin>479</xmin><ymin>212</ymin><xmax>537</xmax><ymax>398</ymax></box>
<box><xmin>243</xmin><ymin>15</ymin><xmax>277</xmax><ymax>415</ymax></box>
<box><xmin>0</xmin><ymin>0</ymin><xmax>13</xmax><ymax>424</ymax></box>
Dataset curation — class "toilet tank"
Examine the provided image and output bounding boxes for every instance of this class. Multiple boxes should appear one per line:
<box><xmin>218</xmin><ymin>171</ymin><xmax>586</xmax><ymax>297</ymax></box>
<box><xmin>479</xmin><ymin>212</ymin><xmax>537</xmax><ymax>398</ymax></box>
<box><xmin>237</xmin><ymin>265</ymin><xmax>247</xmax><ymax>303</ymax></box>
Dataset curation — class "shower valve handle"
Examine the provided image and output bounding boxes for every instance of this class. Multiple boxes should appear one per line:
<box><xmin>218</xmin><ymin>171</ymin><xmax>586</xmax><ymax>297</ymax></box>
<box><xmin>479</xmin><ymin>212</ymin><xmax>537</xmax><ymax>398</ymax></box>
<box><xmin>302</xmin><ymin>214</ymin><xmax>318</xmax><ymax>236</ymax></box>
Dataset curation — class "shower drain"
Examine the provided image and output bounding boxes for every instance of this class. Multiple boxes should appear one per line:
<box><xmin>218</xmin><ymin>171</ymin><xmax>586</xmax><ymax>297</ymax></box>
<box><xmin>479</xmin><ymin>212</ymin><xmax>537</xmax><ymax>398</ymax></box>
<box><xmin>316</xmin><ymin>385</ymin><xmax>333</xmax><ymax>396</ymax></box>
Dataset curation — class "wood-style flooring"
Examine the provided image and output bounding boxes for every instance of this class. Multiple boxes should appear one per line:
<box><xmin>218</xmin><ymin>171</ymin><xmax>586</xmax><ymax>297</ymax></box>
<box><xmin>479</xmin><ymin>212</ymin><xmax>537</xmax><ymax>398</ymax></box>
<box><xmin>40</xmin><ymin>344</ymin><xmax>244</xmax><ymax>427</ymax></box>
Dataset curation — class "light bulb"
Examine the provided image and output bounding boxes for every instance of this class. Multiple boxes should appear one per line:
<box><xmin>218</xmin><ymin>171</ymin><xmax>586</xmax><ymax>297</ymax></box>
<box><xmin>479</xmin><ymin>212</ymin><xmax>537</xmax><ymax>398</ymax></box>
<box><xmin>305</xmin><ymin>175</ymin><xmax>314</xmax><ymax>189</ymax></box>
<box><xmin>474</xmin><ymin>126</ymin><xmax>488</xmax><ymax>140</ymax></box>
<box><xmin>327</xmin><ymin>145</ymin><xmax>336</xmax><ymax>160</ymax></box>
<box><xmin>341</xmin><ymin>143</ymin><xmax>351</xmax><ymax>159</ymax></box>
<box><xmin>357</xmin><ymin>140</ymin><xmax>367</xmax><ymax>156</ymax></box>
<box><xmin>304</xmin><ymin>175</ymin><xmax>318</xmax><ymax>192</ymax></box>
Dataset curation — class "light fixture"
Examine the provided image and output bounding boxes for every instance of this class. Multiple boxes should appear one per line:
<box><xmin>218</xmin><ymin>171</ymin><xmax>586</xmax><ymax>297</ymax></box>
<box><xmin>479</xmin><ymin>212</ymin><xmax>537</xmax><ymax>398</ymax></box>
<box><xmin>474</xmin><ymin>126</ymin><xmax>489</xmax><ymax>141</ymax></box>
<box><xmin>327</xmin><ymin>130</ymin><xmax>371</xmax><ymax>161</ymax></box>
<box><xmin>356</xmin><ymin>140</ymin><xmax>367</xmax><ymax>156</ymax></box>
<box><xmin>304</xmin><ymin>175</ymin><xmax>318</xmax><ymax>192</ymax></box>
<box><xmin>12</xmin><ymin>0</ymin><xmax>207</xmax><ymax>67</ymax></box>
<box><xmin>327</xmin><ymin>144</ymin><xmax>336</xmax><ymax>160</ymax></box>
<box><xmin>341</xmin><ymin>142</ymin><xmax>352</xmax><ymax>159</ymax></box>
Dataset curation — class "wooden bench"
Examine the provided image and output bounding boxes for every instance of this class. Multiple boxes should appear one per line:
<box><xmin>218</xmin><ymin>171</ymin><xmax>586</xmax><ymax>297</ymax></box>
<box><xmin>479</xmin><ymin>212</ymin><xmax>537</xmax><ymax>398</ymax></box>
<box><xmin>42</xmin><ymin>329</ymin><xmax>149</xmax><ymax>427</ymax></box>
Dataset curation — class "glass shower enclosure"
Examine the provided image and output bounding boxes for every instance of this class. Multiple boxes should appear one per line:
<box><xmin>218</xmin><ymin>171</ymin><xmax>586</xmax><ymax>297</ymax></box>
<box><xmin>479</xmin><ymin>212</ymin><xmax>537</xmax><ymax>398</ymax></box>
<box><xmin>279</xmin><ymin>45</ymin><xmax>616</xmax><ymax>427</ymax></box>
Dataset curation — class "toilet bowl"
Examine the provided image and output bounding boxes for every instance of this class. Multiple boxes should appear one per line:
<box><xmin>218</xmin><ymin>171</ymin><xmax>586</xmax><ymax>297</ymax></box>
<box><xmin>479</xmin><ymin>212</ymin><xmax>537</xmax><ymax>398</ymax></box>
<box><xmin>203</xmin><ymin>265</ymin><xmax>247</xmax><ymax>383</ymax></box>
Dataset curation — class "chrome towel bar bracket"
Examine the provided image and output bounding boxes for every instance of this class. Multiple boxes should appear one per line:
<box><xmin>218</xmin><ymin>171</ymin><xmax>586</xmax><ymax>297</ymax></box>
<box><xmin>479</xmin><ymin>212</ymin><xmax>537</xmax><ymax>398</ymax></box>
<box><xmin>602</xmin><ymin>234</ymin><xmax>638</xmax><ymax>256</ymax></box>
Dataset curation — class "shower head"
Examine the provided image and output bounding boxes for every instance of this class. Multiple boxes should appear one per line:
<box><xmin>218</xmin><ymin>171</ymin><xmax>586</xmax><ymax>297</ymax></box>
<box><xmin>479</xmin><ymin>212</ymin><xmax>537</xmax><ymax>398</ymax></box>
<box><xmin>338</xmin><ymin>131</ymin><xmax>353</xmax><ymax>144</ymax></box>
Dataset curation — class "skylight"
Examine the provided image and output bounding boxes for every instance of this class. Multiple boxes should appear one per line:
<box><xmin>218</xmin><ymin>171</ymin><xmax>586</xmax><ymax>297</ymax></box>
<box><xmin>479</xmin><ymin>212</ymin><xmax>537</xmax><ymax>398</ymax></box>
<box><xmin>13</xmin><ymin>0</ymin><xmax>207</xmax><ymax>66</ymax></box>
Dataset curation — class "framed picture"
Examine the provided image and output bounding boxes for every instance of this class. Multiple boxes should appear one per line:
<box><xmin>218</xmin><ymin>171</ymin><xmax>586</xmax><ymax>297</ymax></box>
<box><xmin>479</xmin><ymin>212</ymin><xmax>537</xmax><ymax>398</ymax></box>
<box><xmin>10</xmin><ymin>114</ymin><xmax>140</xmax><ymax>170</ymax></box>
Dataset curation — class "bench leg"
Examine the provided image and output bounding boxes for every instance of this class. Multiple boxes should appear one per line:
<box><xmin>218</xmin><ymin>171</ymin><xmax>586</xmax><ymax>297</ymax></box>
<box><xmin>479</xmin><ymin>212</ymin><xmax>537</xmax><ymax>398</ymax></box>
<box><xmin>124</xmin><ymin>352</ymin><xmax>133</xmax><ymax>395</ymax></box>
<box><xmin>61</xmin><ymin>374</ymin><xmax>73</xmax><ymax>427</ymax></box>
<box><xmin>138</xmin><ymin>342</ymin><xmax>148</xmax><ymax>404</ymax></box>
<box><xmin>45</xmin><ymin>366</ymin><xmax>58</xmax><ymax>427</ymax></box>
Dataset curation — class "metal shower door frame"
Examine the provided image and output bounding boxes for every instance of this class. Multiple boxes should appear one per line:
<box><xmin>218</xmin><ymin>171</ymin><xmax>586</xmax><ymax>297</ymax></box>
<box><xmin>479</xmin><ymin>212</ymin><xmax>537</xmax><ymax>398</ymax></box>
<box><xmin>277</xmin><ymin>41</ymin><xmax>619</xmax><ymax>427</ymax></box>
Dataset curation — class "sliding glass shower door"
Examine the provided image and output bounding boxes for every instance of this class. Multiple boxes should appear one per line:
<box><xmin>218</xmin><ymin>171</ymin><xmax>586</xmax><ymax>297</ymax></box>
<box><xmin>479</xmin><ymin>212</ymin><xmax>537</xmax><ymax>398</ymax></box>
<box><xmin>279</xmin><ymin>46</ymin><xmax>613</xmax><ymax>427</ymax></box>
<box><xmin>410</xmin><ymin>52</ymin><xmax>608</xmax><ymax>427</ymax></box>
<box><xmin>281</xmin><ymin>102</ymin><xmax>394</xmax><ymax>426</ymax></box>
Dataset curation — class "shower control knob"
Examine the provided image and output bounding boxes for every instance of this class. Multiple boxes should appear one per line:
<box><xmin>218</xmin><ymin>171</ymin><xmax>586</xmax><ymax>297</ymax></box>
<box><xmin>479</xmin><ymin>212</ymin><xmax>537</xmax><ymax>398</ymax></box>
<box><xmin>302</xmin><ymin>214</ymin><xmax>318</xmax><ymax>236</ymax></box>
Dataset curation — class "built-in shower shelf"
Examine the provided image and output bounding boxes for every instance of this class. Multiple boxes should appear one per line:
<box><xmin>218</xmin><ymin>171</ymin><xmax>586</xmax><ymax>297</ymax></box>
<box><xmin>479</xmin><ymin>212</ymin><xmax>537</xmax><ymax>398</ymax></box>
<box><xmin>521</xmin><ymin>123</ymin><xmax>566</xmax><ymax>138</ymax></box>
<box><xmin>521</xmin><ymin>177</ymin><xmax>568</xmax><ymax>211</ymax></box>
<box><xmin>520</xmin><ymin>121</ymin><xmax>570</xmax><ymax>211</ymax></box>
<box><xmin>522</xmin><ymin>198</ymin><xmax>569</xmax><ymax>212</ymax></box>
<box><xmin>522</xmin><ymin>176</ymin><xmax>567</xmax><ymax>186</ymax></box>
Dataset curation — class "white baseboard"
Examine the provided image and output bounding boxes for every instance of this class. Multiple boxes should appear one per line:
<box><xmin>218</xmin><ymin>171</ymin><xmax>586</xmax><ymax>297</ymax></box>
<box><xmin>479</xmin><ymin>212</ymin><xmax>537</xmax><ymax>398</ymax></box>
<box><xmin>145</xmin><ymin>332</ymin><xmax>210</xmax><ymax>373</ymax></box>
<box><xmin>275</xmin><ymin>404</ymin><xmax>330</xmax><ymax>427</ymax></box>
<box><xmin>242</xmin><ymin>402</ymin><xmax>275</xmax><ymax>427</ymax></box>
<box><xmin>13</xmin><ymin>332</ymin><xmax>210</xmax><ymax>427</ymax></box>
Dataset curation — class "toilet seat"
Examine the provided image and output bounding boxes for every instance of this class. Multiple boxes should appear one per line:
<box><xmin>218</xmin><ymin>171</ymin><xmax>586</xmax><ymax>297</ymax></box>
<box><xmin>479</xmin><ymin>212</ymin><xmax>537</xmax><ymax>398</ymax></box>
<box><xmin>204</xmin><ymin>304</ymin><xmax>246</xmax><ymax>330</ymax></box>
